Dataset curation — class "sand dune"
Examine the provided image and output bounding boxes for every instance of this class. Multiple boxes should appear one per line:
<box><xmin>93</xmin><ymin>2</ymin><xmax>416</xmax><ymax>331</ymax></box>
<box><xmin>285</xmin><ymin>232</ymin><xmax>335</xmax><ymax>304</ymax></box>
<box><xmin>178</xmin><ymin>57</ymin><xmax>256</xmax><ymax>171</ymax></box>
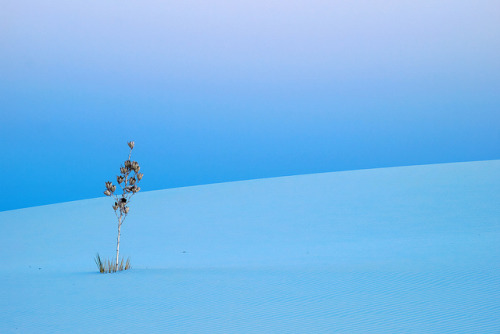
<box><xmin>1</xmin><ymin>160</ymin><xmax>499</xmax><ymax>332</ymax></box>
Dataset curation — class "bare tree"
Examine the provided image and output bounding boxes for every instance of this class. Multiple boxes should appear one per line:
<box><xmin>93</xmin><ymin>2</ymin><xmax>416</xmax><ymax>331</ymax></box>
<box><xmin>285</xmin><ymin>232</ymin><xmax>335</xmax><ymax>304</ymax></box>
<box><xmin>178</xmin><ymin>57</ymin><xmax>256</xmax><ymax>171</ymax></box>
<box><xmin>103</xmin><ymin>141</ymin><xmax>143</xmax><ymax>270</ymax></box>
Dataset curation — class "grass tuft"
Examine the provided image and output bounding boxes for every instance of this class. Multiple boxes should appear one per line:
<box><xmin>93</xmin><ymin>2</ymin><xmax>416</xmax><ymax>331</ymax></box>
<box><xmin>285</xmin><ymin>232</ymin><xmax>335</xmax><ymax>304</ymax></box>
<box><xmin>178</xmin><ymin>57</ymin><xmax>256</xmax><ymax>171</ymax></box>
<box><xmin>95</xmin><ymin>253</ymin><xmax>131</xmax><ymax>274</ymax></box>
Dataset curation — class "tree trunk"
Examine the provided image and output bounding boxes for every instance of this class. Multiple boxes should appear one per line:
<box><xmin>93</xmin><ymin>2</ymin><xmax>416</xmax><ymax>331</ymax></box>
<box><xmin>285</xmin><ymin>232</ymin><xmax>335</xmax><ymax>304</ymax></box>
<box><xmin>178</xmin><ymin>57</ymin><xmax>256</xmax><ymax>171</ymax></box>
<box><xmin>115</xmin><ymin>214</ymin><xmax>122</xmax><ymax>270</ymax></box>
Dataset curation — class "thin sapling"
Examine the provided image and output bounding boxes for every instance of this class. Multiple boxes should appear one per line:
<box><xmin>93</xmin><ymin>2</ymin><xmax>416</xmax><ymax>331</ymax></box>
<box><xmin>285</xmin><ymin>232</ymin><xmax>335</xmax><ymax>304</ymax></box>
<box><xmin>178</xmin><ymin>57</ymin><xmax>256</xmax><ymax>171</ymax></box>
<box><xmin>98</xmin><ymin>141</ymin><xmax>143</xmax><ymax>272</ymax></box>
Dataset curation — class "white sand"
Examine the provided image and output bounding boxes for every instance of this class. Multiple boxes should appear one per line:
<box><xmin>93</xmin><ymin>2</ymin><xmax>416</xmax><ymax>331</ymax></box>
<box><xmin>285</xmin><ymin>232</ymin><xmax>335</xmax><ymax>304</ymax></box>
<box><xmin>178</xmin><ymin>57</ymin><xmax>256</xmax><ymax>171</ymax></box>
<box><xmin>1</xmin><ymin>160</ymin><xmax>499</xmax><ymax>333</ymax></box>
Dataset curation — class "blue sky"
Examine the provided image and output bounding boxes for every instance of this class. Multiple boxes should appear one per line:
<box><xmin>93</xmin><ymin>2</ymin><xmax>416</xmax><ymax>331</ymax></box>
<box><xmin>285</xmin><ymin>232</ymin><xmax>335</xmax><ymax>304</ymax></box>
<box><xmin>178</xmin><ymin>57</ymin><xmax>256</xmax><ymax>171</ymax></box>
<box><xmin>1</xmin><ymin>0</ymin><xmax>499</xmax><ymax>211</ymax></box>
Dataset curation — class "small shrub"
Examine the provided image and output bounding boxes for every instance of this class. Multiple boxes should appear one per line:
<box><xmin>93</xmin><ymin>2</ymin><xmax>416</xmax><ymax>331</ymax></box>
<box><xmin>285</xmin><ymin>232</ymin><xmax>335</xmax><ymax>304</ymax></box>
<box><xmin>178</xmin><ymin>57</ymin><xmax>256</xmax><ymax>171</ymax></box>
<box><xmin>95</xmin><ymin>253</ymin><xmax>131</xmax><ymax>273</ymax></box>
<box><xmin>97</xmin><ymin>141</ymin><xmax>143</xmax><ymax>274</ymax></box>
